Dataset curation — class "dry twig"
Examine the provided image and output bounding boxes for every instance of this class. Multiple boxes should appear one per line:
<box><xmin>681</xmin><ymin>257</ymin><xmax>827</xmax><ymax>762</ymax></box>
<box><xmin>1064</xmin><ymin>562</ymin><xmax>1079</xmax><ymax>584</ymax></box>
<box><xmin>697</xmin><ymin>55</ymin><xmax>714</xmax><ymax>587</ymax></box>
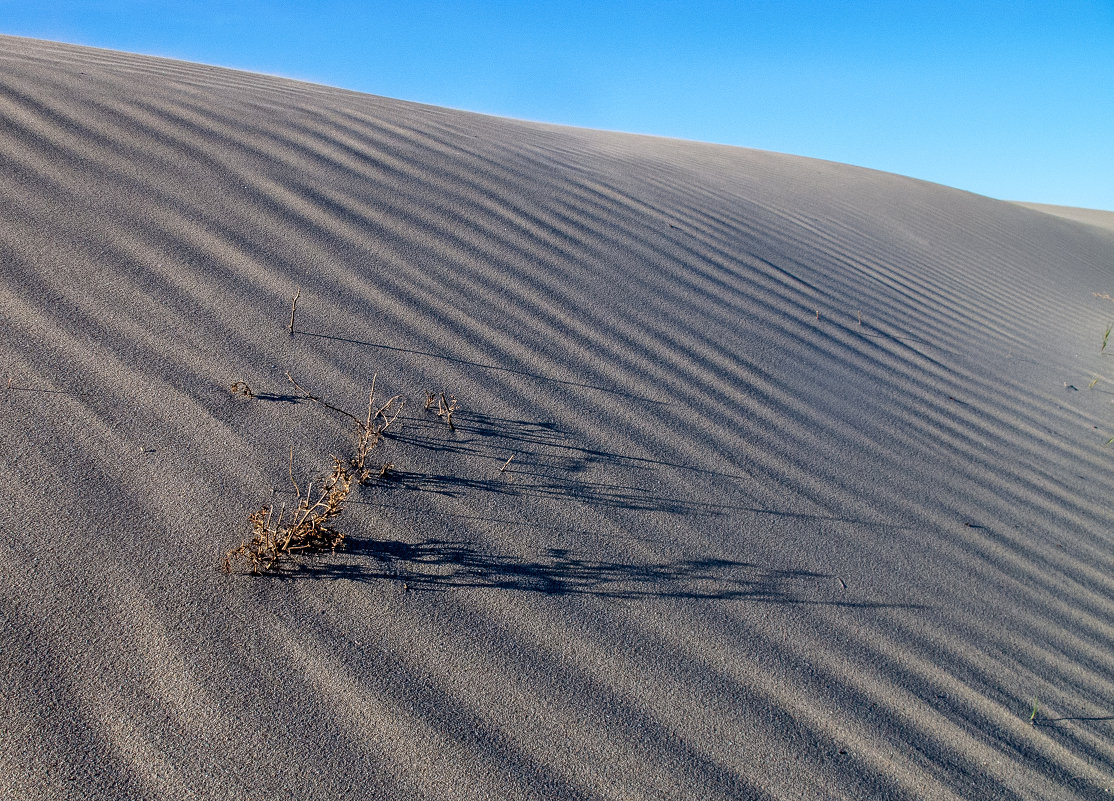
<box><xmin>433</xmin><ymin>391</ymin><xmax>458</xmax><ymax>430</ymax></box>
<box><xmin>289</xmin><ymin>289</ymin><xmax>300</xmax><ymax>336</ymax></box>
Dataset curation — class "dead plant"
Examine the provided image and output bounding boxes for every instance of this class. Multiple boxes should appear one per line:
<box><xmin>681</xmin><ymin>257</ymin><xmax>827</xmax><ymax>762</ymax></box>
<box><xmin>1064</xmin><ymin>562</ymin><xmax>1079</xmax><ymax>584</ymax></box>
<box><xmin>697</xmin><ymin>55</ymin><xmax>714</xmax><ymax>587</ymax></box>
<box><xmin>427</xmin><ymin>391</ymin><xmax>458</xmax><ymax>430</ymax></box>
<box><xmin>223</xmin><ymin>373</ymin><xmax>406</xmax><ymax>574</ymax></box>
<box><xmin>288</xmin><ymin>289</ymin><xmax>300</xmax><ymax>337</ymax></box>
<box><xmin>223</xmin><ymin>373</ymin><xmax>461</xmax><ymax>575</ymax></box>
<box><xmin>353</xmin><ymin>374</ymin><xmax>405</xmax><ymax>480</ymax></box>
<box><xmin>223</xmin><ymin>458</ymin><xmax>352</xmax><ymax>574</ymax></box>
<box><xmin>286</xmin><ymin>372</ymin><xmax>403</xmax><ymax>482</ymax></box>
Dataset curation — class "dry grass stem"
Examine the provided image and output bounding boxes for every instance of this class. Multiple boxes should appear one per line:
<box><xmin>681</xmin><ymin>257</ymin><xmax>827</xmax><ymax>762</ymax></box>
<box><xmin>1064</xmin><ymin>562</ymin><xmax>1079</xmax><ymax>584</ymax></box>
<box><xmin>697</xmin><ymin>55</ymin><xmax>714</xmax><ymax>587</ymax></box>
<box><xmin>286</xmin><ymin>372</ymin><xmax>404</xmax><ymax>481</ymax></box>
<box><xmin>286</xmin><ymin>372</ymin><xmax>363</xmax><ymax>427</ymax></box>
<box><xmin>288</xmin><ymin>444</ymin><xmax>301</xmax><ymax>497</ymax></box>
<box><xmin>434</xmin><ymin>391</ymin><xmax>458</xmax><ymax>430</ymax></box>
<box><xmin>289</xmin><ymin>289</ymin><xmax>300</xmax><ymax>336</ymax></box>
<box><xmin>349</xmin><ymin>373</ymin><xmax>404</xmax><ymax>481</ymax></box>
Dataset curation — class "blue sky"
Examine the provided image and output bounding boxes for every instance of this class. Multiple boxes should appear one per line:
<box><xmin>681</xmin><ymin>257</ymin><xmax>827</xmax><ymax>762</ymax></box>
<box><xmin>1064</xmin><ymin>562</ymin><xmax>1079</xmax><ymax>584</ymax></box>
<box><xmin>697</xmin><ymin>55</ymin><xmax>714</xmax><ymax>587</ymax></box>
<box><xmin>4</xmin><ymin>1</ymin><xmax>1112</xmax><ymax>210</ymax></box>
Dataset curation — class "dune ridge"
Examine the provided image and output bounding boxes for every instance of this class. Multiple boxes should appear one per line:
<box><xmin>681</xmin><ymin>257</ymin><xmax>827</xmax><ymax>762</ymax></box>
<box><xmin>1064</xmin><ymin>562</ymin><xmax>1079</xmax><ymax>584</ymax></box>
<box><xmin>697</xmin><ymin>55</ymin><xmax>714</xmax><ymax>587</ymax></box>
<box><xmin>1013</xmin><ymin>203</ymin><xmax>1114</xmax><ymax>234</ymax></box>
<box><xmin>1</xmin><ymin>35</ymin><xmax>1113</xmax><ymax>800</ymax></box>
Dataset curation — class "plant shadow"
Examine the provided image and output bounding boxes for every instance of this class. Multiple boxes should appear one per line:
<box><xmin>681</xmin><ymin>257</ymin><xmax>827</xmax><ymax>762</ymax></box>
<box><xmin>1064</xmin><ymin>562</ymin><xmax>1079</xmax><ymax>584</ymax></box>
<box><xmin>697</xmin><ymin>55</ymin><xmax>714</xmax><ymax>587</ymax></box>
<box><xmin>251</xmin><ymin>392</ymin><xmax>303</xmax><ymax>404</ymax></box>
<box><xmin>1037</xmin><ymin>715</ymin><xmax>1114</xmax><ymax>728</ymax></box>
<box><xmin>265</xmin><ymin>539</ymin><xmax>920</xmax><ymax>608</ymax></box>
<box><xmin>386</xmin><ymin>409</ymin><xmax>748</xmax><ymax>482</ymax></box>
<box><xmin>366</xmin><ymin>468</ymin><xmax>731</xmax><ymax>515</ymax></box>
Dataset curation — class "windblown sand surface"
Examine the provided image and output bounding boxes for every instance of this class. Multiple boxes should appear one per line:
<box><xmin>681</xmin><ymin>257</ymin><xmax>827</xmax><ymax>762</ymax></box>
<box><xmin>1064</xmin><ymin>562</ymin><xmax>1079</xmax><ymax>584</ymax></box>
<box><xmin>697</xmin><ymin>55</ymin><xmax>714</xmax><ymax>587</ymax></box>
<box><xmin>1013</xmin><ymin>203</ymin><xmax>1114</xmax><ymax>235</ymax></box>
<box><xmin>2</xmin><ymin>36</ymin><xmax>1113</xmax><ymax>801</ymax></box>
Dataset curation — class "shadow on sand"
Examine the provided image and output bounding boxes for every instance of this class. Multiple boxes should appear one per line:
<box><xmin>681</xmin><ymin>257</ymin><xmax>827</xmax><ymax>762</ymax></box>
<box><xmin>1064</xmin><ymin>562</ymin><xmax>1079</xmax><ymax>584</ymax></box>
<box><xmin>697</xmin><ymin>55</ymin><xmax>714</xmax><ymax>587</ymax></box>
<box><xmin>261</xmin><ymin>539</ymin><xmax>920</xmax><ymax>608</ymax></box>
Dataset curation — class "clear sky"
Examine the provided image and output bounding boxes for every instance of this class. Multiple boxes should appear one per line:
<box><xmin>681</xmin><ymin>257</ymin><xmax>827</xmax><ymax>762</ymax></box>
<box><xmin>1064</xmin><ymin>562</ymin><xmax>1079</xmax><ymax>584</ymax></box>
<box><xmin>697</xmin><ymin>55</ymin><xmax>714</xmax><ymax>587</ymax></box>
<box><xmin>4</xmin><ymin>1</ymin><xmax>1112</xmax><ymax>210</ymax></box>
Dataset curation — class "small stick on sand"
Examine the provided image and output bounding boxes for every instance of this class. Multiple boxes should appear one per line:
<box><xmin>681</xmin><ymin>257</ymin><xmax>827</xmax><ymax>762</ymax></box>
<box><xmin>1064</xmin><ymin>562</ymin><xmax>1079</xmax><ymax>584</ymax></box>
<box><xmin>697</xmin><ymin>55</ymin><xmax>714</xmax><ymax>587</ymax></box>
<box><xmin>289</xmin><ymin>289</ymin><xmax>301</xmax><ymax>337</ymax></box>
<box><xmin>500</xmin><ymin>455</ymin><xmax>515</xmax><ymax>472</ymax></box>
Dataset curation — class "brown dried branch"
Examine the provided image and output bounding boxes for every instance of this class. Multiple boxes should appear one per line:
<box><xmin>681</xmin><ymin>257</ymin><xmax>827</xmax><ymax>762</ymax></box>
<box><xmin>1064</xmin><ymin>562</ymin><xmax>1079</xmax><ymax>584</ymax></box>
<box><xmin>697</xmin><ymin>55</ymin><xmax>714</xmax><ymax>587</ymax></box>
<box><xmin>223</xmin><ymin>459</ymin><xmax>352</xmax><ymax>574</ymax></box>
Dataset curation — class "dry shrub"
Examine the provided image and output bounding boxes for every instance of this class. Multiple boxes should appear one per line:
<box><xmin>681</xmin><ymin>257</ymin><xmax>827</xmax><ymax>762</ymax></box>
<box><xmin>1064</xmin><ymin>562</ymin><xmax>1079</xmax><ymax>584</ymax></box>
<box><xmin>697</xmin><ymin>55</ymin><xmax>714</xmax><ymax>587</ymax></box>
<box><xmin>223</xmin><ymin>373</ymin><xmax>408</xmax><ymax>575</ymax></box>
<box><xmin>350</xmin><ymin>376</ymin><xmax>404</xmax><ymax>481</ymax></box>
<box><xmin>223</xmin><ymin>459</ymin><xmax>353</xmax><ymax>574</ymax></box>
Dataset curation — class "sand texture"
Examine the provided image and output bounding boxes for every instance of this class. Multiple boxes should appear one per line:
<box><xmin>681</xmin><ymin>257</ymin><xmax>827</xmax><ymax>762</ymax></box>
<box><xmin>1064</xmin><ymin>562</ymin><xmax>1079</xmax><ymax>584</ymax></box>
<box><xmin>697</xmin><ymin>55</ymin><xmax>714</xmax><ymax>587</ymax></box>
<box><xmin>1013</xmin><ymin>203</ymin><xmax>1114</xmax><ymax>235</ymax></box>
<box><xmin>2</xmin><ymin>36</ymin><xmax>1113</xmax><ymax>801</ymax></box>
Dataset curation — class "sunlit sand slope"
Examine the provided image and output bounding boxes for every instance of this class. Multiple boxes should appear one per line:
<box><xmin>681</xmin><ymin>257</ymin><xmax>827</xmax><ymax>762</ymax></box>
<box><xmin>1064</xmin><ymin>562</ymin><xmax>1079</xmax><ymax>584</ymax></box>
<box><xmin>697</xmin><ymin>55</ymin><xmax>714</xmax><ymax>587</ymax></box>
<box><xmin>2</xmin><ymin>35</ymin><xmax>1113</xmax><ymax>801</ymax></box>
<box><xmin>1014</xmin><ymin>202</ymin><xmax>1114</xmax><ymax>235</ymax></box>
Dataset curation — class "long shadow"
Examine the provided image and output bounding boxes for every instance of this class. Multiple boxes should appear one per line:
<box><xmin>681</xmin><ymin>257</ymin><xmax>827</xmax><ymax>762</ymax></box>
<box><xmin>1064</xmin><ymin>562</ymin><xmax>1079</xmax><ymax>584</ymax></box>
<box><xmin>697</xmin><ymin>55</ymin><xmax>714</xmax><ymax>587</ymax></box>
<box><xmin>267</xmin><ymin>539</ymin><xmax>921</xmax><ymax>607</ymax></box>
<box><xmin>357</xmin><ymin>462</ymin><xmax>930</xmax><ymax>527</ymax></box>
<box><xmin>365</xmin><ymin>467</ymin><xmax>730</xmax><ymax>516</ymax></box>
<box><xmin>365</xmin><ymin>499</ymin><xmax>928</xmax><ymax>540</ymax></box>
<box><xmin>363</xmin><ymin>468</ymin><xmax>732</xmax><ymax>515</ymax></box>
<box><xmin>298</xmin><ymin>329</ymin><xmax>669</xmax><ymax>406</ymax></box>
<box><xmin>388</xmin><ymin>410</ymin><xmax>749</xmax><ymax>481</ymax></box>
<box><xmin>385</xmin><ymin>412</ymin><xmax>576</xmax><ymax>461</ymax></box>
<box><xmin>5</xmin><ymin>384</ymin><xmax>88</xmax><ymax>398</ymax></box>
<box><xmin>250</xmin><ymin>391</ymin><xmax>302</xmax><ymax>404</ymax></box>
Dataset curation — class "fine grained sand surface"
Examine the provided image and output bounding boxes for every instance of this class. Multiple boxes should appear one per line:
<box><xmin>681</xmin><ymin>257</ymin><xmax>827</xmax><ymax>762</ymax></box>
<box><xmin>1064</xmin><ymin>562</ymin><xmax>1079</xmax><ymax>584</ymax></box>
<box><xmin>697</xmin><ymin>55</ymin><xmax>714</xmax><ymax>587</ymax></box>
<box><xmin>1013</xmin><ymin>202</ymin><xmax>1114</xmax><ymax>235</ymax></box>
<box><xmin>1</xmin><ymin>35</ymin><xmax>1113</xmax><ymax>801</ymax></box>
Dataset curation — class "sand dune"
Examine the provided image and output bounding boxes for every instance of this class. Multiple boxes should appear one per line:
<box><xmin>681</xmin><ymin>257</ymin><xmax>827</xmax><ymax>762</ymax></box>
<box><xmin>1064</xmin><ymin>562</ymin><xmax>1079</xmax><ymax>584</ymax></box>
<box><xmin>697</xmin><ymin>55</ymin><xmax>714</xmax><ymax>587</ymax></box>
<box><xmin>1013</xmin><ymin>203</ymin><xmax>1114</xmax><ymax>235</ymax></box>
<box><xmin>1</xmin><ymin>35</ymin><xmax>1113</xmax><ymax>800</ymax></box>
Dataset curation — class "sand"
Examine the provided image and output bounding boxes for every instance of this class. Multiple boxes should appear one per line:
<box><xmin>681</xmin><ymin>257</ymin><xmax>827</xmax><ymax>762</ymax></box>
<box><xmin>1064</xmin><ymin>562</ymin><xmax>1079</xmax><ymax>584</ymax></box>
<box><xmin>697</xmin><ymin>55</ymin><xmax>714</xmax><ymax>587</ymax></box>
<box><xmin>1013</xmin><ymin>203</ymin><xmax>1114</xmax><ymax>235</ymax></box>
<box><xmin>1</xmin><ymin>35</ymin><xmax>1112</xmax><ymax>801</ymax></box>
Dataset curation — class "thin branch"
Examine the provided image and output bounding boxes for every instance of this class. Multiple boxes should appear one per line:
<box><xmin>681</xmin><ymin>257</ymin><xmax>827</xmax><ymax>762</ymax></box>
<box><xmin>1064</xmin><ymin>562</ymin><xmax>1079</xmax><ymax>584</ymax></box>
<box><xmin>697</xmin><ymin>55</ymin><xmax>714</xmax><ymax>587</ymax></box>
<box><xmin>286</xmin><ymin>372</ymin><xmax>364</xmax><ymax>427</ymax></box>
<box><xmin>289</xmin><ymin>289</ymin><xmax>301</xmax><ymax>336</ymax></box>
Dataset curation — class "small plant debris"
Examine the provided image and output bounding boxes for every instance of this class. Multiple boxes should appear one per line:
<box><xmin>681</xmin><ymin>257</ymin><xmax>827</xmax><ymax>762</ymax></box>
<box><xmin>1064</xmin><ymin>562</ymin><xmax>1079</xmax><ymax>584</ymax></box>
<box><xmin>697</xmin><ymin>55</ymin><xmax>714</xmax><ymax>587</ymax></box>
<box><xmin>289</xmin><ymin>289</ymin><xmax>300</xmax><ymax>337</ymax></box>
<box><xmin>223</xmin><ymin>459</ymin><xmax>352</xmax><ymax>574</ymax></box>
<box><xmin>225</xmin><ymin>373</ymin><xmax>460</xmax><ymax>575</ymax></box>
<box><xmin>224</xmin><ymin>373</ymin><xmax>414</xmax><ymax>574</ymax></box>
<box><xmin>429</xmin><ymin>391</ymin><xmax>458</xmax><ymax>430</ymax></box>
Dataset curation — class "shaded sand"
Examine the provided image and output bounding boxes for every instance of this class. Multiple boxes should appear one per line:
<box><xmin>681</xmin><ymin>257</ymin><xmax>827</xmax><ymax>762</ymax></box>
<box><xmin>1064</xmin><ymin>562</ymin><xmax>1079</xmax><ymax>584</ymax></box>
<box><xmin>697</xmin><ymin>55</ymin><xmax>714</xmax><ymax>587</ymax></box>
<box><xmin>1</xmin><ymin>35</ymin><xmax>1113</xmax><ymax>800</ymax></box>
